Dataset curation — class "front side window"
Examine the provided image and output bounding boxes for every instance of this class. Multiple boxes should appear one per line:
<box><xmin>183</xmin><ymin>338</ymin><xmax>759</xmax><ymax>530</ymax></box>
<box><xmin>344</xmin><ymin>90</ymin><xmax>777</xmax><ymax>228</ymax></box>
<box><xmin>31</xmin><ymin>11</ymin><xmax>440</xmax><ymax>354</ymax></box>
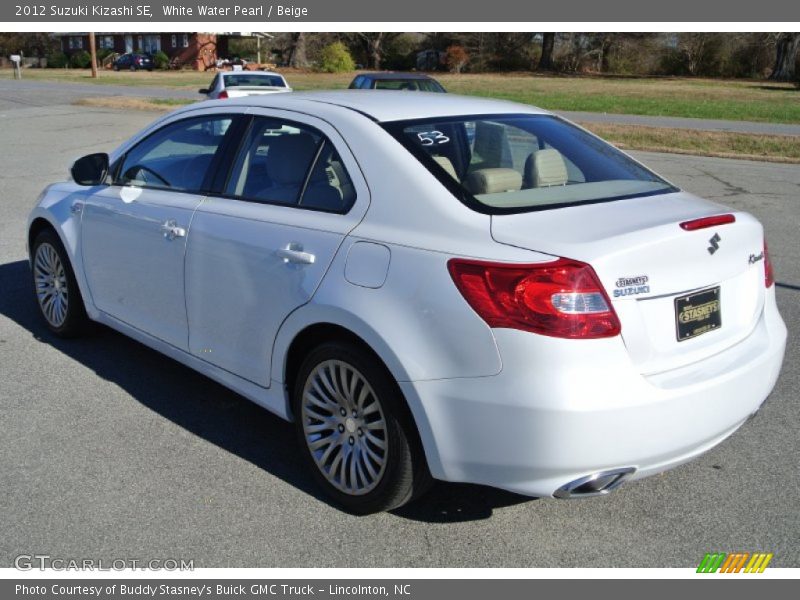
<box><xmin>116</xmin><ymin>116</ymin><xmax>233</xmax><ymax>192</ymax></box>
<box><xmin>386</xmin><ymin>114</ymin><xmax>675</xmax><ymax>213</ymax></box>
<box><xmin>224</xmin><ymin>117</ymin><xmax>356</xmax><ymax>212</ymax></box>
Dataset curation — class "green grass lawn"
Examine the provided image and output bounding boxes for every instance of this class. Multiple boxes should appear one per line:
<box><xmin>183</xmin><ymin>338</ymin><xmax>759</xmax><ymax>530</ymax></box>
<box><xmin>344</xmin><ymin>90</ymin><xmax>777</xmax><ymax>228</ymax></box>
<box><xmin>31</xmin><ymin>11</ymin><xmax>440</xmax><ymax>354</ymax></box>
<box><xmin>11</xmin><ymin>68</ymin><xmax>800</xmax><ymax>124</ymax></box>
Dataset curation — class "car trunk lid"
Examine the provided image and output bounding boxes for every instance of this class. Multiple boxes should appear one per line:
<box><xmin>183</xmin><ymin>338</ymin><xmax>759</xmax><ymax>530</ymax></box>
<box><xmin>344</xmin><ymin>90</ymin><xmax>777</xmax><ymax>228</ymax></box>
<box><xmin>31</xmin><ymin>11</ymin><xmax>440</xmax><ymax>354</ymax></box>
<box><xmin>490</xmin><ymin>192</ymin><xmax>767</xmax><ymax>374</ymax></box>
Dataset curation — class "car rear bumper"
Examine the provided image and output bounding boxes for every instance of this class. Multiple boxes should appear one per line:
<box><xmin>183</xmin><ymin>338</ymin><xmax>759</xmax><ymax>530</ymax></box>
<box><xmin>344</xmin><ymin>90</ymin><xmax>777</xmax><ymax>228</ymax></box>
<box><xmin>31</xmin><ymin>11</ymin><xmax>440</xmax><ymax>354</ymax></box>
<box><xmin>401</xmin><ymin>290</ymin><xmax>787</xmax><ymax>498</ymax></box>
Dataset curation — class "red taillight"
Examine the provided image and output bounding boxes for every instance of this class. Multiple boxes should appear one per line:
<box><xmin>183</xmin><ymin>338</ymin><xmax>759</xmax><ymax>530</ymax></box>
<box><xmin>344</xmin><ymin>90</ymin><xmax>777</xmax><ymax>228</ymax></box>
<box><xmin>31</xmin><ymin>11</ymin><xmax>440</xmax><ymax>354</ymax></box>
<box><xmin>447</xmin><ymin>258</ymin><xmax>621</xmax><ymax>339</ymax></box>
<box><xmin>218</xmin><ymin>90</ymin><xmax>229</xmax><ymax>99</ymax></box>
<box><xmin>764</xmin><ymin>240</ymin><xmax>774</xmax><ymax>288</ymax></box>
<box><xmin>679</xmin><ymin>214</ymin><xmax>736</xmax><ymax>231</ymax></box>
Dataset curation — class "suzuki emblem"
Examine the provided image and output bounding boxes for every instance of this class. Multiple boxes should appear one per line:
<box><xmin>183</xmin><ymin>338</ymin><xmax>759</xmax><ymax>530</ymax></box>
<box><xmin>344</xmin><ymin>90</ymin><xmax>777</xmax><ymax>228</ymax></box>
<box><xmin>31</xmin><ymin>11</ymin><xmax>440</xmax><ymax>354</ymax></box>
<box><xmin>707</xmin><ymin>233</ymin><xmax>721</xmax><ymax>255</ymax></box>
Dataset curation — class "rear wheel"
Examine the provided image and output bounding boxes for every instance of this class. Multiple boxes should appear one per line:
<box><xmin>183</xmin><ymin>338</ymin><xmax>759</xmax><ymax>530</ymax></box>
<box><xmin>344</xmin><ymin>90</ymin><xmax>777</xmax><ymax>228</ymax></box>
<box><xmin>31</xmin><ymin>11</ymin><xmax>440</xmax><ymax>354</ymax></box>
<box><xmin>31</xmin><ymin>229</ymin><xmax>89</xmax><ymax>337</ymax></box>
<box><xmin>292</xmin><ymin>341</ymin><xmax>431</xmax><ymax>514</ymax></box>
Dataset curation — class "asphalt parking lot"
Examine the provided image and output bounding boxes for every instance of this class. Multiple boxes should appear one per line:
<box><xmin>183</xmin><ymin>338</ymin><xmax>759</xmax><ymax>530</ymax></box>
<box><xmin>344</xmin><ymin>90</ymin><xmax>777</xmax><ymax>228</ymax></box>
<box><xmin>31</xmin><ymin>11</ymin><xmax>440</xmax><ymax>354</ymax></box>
<box><xmin>0</xmin><ymin>91</ymin><xmax>798</xmax><ymax>568</ymax></box>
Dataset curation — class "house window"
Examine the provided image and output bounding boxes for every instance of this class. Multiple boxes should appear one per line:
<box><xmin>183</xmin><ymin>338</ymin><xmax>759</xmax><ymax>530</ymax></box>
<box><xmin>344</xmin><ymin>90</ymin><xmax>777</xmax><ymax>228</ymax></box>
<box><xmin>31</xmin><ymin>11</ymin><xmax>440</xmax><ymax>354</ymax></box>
<box><xmin>99</xmin><ymin>36</ymin><xmax>114</xmax><ymax>50</ymax></box>
<box><xmin>143</xmin><ymin>35</ymin><xmax>161</xmax><ymax>54</ymax></box>
<box><xmin>171</xmin><ymin>34</ymin><xmax>177</xmax><ymax>48</ymax></box>
<box><xmin>137</xmin><ymin>35</ymin><xmax>143</xmax><ymax>51</ymax></box>
<box><xmin>182</xmin><ymin>34</ymin><xmax>189</xmax><ymax>48</ymax></box>
<box><xmin>68</xmin><ymin>36</ymin><xmax>83</xmax><ymax>50</ymax></box>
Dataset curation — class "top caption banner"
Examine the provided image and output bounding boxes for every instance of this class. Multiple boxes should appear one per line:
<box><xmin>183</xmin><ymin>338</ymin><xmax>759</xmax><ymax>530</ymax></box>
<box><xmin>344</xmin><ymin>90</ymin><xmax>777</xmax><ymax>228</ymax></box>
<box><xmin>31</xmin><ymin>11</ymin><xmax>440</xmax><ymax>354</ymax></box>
<box><xmin>4</xmin><ymin>0</ymin><xmax>800</xmax><ymax>22</ymax></box>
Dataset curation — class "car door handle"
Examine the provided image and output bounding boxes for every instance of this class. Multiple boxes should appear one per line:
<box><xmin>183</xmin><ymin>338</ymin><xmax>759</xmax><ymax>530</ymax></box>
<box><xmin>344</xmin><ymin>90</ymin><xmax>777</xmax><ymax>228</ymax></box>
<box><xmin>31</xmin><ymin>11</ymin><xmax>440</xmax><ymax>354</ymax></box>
<box><xmin>276</xmin><ymin>243</ymin><xmax>315</xmax><ymax>265</ymax></box>
<box><xmin>161</xmin><ymin>219</ymin><xmax>186</xmax><ymax>241</ymax></box>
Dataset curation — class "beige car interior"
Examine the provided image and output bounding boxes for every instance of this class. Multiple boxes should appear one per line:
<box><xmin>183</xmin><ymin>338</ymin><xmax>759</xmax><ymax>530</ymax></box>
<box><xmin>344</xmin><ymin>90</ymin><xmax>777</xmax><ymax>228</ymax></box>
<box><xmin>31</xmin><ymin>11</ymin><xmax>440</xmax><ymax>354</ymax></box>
<box><xmin>431</xmin><ymin>124</ymin><xmax>572</xmax><ymax>196</ymax></box>
<box><xmin>523</xmin><ymin>149</ymin><xmax>569</xmax><ymax>188</ymax></box>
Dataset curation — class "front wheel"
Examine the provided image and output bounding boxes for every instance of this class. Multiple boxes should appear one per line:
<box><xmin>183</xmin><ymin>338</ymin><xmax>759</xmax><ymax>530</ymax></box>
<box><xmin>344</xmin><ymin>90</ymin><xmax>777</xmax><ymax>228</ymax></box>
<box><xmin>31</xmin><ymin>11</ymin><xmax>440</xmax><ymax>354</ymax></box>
<box><xmin>293</xmin><ymin>341</ymin><xmax>431</xmax><ymax>514</ymax></box>
<box><xmin>31</xmin><ymin>229</ymin><xmax>89</xmax><ymax>337</ymax></box>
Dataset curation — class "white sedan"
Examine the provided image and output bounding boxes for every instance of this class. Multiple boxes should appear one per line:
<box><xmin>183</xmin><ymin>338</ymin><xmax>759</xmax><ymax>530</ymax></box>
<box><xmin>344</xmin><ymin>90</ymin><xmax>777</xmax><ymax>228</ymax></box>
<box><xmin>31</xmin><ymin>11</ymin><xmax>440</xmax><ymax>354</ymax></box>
<box><xmin>199</xmin><ymin>70</ymin><xmax>292</xmax><ymax>99</ymax></box>
<box><xmin>27</xmin><ymin>91</ymin><xmax>787</xmax><ymax>513</ymax></box>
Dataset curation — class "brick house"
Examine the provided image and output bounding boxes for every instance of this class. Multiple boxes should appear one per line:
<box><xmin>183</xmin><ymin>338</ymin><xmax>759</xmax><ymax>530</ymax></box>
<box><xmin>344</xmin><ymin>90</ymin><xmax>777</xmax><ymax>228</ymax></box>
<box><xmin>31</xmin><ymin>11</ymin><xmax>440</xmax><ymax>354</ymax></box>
<box><xmin>59</xmin><ymin>33</ymin><xmax>230</xmax><ymax>70</ymax></box>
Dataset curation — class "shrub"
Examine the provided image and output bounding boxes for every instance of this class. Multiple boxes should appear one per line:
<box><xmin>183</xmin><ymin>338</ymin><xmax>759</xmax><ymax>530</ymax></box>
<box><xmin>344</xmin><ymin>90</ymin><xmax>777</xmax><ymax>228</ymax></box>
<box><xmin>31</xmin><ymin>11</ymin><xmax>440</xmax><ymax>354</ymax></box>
<box><xmin>46</xmin><ymin>51</ymin><xmax>68</xmax><ymax>68</ymax></box>
<box><xmin>318</xmin><ymin>41</ymin><xmax>355</xmax><ymax>73</ymax></box>
<box><xmin>69</xmin><ymin>50</ymin><xmax>92</xmax><ymax>69</ymax></box>
<box><xmin>154</xmin><ymin>51</ymin><xmax>169</xmax><ymax>70</ymax></box>
<box><xmin>445</xmin><ymin>45</ymin><xmax>469</xmax><ymax>73</ymax></box>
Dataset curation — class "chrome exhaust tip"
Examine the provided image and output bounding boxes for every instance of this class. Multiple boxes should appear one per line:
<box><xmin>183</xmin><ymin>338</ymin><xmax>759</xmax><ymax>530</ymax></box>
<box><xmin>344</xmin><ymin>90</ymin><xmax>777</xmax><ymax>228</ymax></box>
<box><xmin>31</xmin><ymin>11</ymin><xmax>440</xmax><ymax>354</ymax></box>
<box><xmin>553</xmin><ymin>467</ymin><xmax>636</xmax><ymax>499</ymax></box>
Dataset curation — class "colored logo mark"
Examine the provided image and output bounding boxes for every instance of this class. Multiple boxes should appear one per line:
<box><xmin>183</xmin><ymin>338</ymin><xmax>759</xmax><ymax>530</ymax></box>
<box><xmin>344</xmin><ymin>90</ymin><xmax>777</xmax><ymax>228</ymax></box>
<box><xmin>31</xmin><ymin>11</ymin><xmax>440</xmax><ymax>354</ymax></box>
<box><xmin>697</xmin><ymin>552</ymin><xmax>773</xmax><ymax>573</ymax></box>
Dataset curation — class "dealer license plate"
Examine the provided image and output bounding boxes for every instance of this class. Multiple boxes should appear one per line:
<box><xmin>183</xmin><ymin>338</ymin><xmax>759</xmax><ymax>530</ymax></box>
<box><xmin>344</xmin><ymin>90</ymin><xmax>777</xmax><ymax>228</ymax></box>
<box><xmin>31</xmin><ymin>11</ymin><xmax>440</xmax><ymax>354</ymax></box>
<box><xmin>675</xmin><ymin>286</ymin><xmax>721</xmax><ymax>342</ymax></box>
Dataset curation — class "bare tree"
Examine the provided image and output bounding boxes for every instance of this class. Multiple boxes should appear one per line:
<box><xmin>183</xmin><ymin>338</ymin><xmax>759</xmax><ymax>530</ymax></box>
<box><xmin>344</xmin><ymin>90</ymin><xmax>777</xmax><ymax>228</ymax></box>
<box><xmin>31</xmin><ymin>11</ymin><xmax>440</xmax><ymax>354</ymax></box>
<box><xmin>538</xmin><ymin>32</ymin><xmax>555</xmax><ymax>70</ymax></box>
<box><xmin>769</xmin><ymin>32</ymin><xmax>800</xmax><ymax>81</ymax></box>
<box><xmin>355</xmin><ymin>33</ymin><xmax>400</xmax><ymax>70</ymax></box>
<box><xmin>676</xmin><ymin>33</ymin><xmax>724</xmax><ymax>76</ymax></box>
<box><xmin>288</xmin><ymin>33</ymin><xmax>309</xmax><ymax>68</ymax></box>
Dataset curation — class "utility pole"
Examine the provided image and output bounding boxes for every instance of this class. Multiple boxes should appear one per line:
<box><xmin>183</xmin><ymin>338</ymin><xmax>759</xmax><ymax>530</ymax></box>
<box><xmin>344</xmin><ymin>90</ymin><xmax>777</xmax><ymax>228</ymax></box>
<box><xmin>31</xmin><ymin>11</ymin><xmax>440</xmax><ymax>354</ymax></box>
<box><xmin>89</xmin><ymin>32</ymin><xmax>98</xmax><ymax>78</ymax></box>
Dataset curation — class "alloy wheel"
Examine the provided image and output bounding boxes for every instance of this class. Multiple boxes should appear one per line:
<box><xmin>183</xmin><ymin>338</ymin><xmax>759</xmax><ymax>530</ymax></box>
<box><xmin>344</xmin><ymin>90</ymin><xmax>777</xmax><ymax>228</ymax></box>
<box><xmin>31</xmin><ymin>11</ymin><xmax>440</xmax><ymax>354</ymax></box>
<box><xmin>33</xmin><ymin>242</ymin><xmax>69</xmax><ymax>328</ymax></box>
<box><xmin>301</xmin><ymin>360</ymin><xmax>388</xmax><ymax>495</ymax></box>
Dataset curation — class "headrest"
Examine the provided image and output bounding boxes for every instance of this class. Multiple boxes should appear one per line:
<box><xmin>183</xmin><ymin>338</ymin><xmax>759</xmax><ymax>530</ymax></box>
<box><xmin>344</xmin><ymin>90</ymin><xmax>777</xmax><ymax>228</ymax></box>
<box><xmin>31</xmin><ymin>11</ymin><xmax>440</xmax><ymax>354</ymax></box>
<box><xmin>524</xmin><ymin>149</ymin><xmax>568</xmax><ymax>188</ymax></box>
<box><xmin>432</xmin><ymin>155</ymin><xmax>458</xmax><ymax>180</ymax></box>
<box><xmin>465</xmin><ymin>168</ymin><xmax>522</xmax><ymax>195</ymax></box>
<box><xmin>268</xmin><ymin>134</ymin><xmax>319</xmax><ymax>185</ymax></box>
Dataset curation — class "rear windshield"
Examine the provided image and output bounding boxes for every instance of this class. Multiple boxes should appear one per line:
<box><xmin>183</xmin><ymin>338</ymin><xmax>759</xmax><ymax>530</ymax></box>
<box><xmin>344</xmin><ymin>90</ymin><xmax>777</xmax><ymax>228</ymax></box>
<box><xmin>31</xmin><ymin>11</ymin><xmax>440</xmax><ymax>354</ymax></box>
<box><xmin>224</xmin><ymin>74</ymin><xmax>286</xmax><ymax>88</ymax></box>
<box><xmin>374</xmin><ymin>79</ymin><xmax>443</xmax><ymax>92</ymax></box>
<box><xmin>384</xmin><ymin>114</ymin><xmax>675</xmax><ymax>213</ymax></box>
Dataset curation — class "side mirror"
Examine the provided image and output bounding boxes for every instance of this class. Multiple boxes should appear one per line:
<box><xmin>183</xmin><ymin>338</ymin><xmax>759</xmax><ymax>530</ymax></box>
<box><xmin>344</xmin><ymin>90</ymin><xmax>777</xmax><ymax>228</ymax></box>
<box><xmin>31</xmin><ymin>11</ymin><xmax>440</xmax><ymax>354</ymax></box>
<box><xmin>198</xmin><ymin>88</ymin><xmax>209</xmax><ymax>95</ymax></box>
<box><xmin>71</xmin><ymin>153</ymin><xmax>109</xmax><ymax>186</ymax></box>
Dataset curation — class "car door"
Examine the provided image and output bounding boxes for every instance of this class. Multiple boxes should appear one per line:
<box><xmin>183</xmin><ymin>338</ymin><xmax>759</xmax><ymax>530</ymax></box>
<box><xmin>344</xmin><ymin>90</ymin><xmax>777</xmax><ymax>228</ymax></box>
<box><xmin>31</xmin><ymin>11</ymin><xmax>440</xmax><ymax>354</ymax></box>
<box><xmin>184</xmin><ymin>109</ymin><xmax>370</xmax><ymax>387</ymax></box>
<box><xmin>80</xmin><ymin>113</ymin><xmax>240</xmax><ymax>350</ymax></box>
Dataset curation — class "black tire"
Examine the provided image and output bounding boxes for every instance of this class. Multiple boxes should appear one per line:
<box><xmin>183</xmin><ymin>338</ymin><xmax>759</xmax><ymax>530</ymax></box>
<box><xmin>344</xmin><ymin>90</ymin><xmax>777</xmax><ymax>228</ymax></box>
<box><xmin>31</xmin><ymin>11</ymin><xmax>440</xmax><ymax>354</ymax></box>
<box><xmin>292</xmin><ymin>341</ymin><xmax>432</xmax><ymax>514</ymax></box>
<box><xmin>30</xmin><ymin>229</ymin><xmax>90</xmax><ymax>338</ymax></box>
<box><xmin>113</xmin><ymin>65</ymin><xmax>119</xmax><ymax>71</ymax></box>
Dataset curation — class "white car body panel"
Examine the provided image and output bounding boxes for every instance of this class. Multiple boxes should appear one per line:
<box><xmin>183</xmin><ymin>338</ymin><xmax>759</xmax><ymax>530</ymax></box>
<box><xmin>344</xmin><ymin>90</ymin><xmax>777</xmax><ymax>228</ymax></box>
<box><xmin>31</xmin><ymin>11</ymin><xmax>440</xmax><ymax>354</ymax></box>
<box><xmin>184</xmin><ymin>107</ymin><xmax>372</xmax><ymax>386</ymax></box>
<box><xmin>27</xmin><ymin>91</ymin><xmax>787</xmax><ymax>499</ymax></box>
<box><xmin>80</xmin><ymin>187</ymin><xmax>202</xmax><ymax>349</ymax></box>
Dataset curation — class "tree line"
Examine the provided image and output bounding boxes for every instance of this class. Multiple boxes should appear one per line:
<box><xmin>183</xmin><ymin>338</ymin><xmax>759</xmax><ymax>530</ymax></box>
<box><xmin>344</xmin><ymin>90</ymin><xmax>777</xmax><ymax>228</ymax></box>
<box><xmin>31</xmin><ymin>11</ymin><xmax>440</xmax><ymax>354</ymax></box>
<box><xmin>1</xmin><ymin>32</ymin><xmax>798</xmax><ymax>81</ymax></box>
<box><xmin>271</xmin><ymin>32</ymin><xmax>800</xmax><ymax>82</ymax></box>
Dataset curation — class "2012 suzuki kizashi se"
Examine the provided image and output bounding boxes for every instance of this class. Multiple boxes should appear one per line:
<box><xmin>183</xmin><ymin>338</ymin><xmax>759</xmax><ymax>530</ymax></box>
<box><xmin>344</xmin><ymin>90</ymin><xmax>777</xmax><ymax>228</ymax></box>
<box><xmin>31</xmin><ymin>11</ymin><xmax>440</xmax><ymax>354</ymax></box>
<box><xmin>27</xmin><ymin>91</ymin><xmax>787</xmax><ymax>513</ymax></box>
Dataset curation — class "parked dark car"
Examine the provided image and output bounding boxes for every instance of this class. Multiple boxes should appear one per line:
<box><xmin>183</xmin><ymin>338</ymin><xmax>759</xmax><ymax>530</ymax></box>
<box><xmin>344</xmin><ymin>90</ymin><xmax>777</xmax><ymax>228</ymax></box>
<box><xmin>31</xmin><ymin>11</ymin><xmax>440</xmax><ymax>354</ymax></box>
<box><xmin>113</xmin><ymin>53</ymin><xmax>155</xmax><ymax>72</ymax></box>
<box><xmin>348</xmin><ymin>72</ymin><xmax>446</xmax><ymax>92</ymax></box>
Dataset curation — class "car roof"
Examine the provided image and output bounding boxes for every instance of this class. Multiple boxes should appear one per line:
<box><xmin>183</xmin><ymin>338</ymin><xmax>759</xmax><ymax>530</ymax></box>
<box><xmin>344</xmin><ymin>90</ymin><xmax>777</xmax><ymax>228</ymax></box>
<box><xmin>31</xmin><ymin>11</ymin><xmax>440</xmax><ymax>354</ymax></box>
<box><xmin>185</xmin><ymin>90</ymin><xmax>548</xmax><ymax>123</ymax></box>
<box><xmin>358</xmin><ymin>72</ymin><xmax>437</xmax><ymax>80</ymax></box>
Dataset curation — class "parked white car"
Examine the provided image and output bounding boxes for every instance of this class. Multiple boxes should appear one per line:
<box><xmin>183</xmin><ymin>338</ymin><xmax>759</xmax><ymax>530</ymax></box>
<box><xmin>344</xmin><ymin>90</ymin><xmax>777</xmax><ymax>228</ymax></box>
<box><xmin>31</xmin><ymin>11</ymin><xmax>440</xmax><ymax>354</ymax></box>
<box><xmin>28</xmin><ymin>91</ymin><xmax>786</xmax><ymax>514</ymax></box>
<box><xmin>199</xmin><ymin>70</ymin><xmax>292</xmax><ymax>99</ymax></box>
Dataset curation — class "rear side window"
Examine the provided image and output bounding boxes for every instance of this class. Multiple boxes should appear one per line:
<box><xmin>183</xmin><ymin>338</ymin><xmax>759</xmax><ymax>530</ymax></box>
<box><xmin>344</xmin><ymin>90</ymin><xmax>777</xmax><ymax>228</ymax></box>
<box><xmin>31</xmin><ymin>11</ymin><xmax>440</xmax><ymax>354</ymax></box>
<box><xmin>385</xmin><ymin>114</ymin><xmax>675</xmax><ymax>213</ymax></box>
<box><xmin>224</xmin><ymin>117</ymin><xmax>356</xmax><ymax>212</ymax></box>
<box><xmin>116</xmin><ymin>116</ymin><xmax>233</xmax><ymax>192</ymax></box>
